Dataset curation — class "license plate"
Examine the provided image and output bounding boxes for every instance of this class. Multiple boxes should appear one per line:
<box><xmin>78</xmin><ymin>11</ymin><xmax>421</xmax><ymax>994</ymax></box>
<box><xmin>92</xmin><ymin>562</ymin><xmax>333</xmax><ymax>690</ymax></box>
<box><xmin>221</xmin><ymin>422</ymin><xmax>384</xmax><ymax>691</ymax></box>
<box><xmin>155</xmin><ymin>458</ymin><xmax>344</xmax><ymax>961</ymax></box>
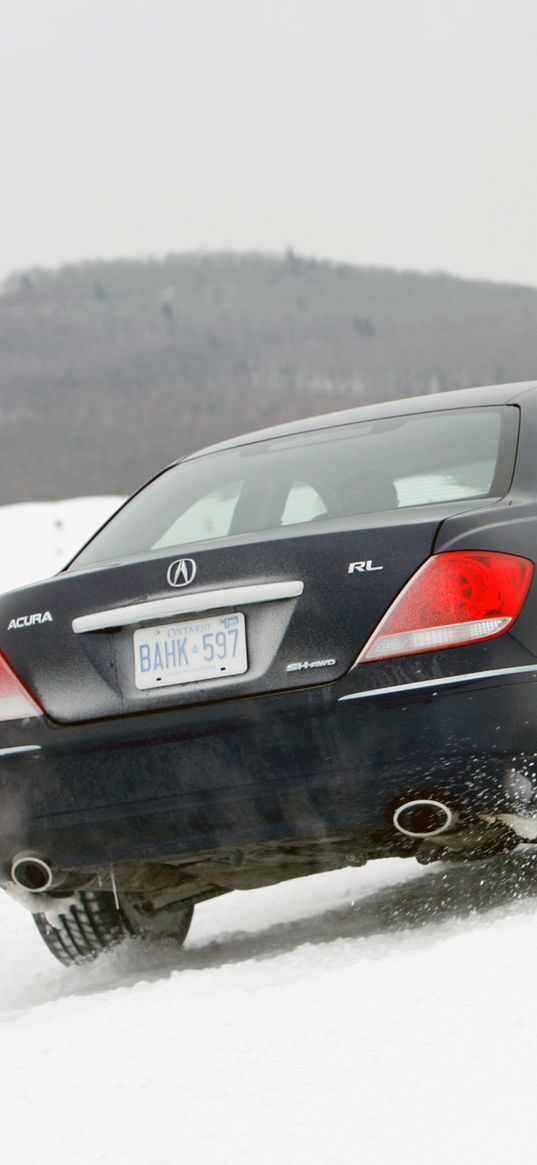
<box><xmin>133</xmin><ymin>612</ymin><xmax>247</xmax><ymax>690</ymax></box>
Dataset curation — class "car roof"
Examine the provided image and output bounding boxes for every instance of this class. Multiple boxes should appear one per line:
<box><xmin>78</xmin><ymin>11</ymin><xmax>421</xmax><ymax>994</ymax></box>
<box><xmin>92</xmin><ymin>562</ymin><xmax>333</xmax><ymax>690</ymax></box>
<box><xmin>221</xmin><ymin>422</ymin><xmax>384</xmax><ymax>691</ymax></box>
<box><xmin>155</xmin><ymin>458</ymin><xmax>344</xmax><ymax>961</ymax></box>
<box><xmin>185</xmin><ymin>380</ymin><xmax>537</xmax><ymax>462</ymax></box>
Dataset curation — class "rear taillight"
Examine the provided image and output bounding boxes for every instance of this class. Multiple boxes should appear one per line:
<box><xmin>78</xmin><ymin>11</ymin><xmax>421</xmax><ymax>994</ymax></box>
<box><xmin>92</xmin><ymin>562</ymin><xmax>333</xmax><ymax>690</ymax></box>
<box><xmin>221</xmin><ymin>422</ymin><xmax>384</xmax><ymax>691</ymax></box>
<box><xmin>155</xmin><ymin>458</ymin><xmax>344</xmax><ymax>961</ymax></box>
<box><xmin>358</xmin><ymin>551</ymin><xmax>534</xmax><ymax>663</ymax></box>
<box><xmin>0</xmin><ymin>653</ymin><xmax>42</xmax><ymax>721</ymax></box>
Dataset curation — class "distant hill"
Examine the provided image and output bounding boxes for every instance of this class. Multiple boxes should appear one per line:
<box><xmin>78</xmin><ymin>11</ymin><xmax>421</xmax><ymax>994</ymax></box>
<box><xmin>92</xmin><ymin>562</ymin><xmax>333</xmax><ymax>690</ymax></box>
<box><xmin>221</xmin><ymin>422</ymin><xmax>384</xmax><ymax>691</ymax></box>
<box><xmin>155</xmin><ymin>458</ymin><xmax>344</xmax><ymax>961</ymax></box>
<box><xmin>1</xmin><ymin>251</ymin><xmax>537</xmax><ymax>502</ymax></box>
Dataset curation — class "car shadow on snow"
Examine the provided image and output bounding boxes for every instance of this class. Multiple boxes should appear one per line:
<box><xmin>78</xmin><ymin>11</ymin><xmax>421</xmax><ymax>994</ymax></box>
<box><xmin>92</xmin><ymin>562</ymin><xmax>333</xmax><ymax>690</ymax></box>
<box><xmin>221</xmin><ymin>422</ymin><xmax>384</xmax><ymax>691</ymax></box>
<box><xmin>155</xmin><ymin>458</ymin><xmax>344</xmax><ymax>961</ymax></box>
<box><xmin>183</xmin><ymin>847</ymin><xmax>537</xmax><ymax>970</ymax></box>
<box><xmin>5</xmin><ymin>848</ymin><xmax>537</xmax><ymax>1013</ymax></box>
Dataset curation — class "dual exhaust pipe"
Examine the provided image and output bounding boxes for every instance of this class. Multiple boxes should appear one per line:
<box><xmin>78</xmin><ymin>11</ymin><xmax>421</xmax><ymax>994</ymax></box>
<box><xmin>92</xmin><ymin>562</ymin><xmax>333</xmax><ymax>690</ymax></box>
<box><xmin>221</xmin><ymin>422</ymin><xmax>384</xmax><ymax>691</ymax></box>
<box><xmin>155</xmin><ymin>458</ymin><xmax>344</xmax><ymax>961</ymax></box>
<box><xmin>8</xmin><ymin>799</ymin><xmax>455</xmax><ymax>890</ymax></box>
<box><xmin>10</xmin><ymin>853</ymin><xmax>56</xmax><ymax>893</ymax></box>
<box><xmin>392</xmin><ymin>798</ymin><xmax>455</xmax><ymax>839</ymax></box>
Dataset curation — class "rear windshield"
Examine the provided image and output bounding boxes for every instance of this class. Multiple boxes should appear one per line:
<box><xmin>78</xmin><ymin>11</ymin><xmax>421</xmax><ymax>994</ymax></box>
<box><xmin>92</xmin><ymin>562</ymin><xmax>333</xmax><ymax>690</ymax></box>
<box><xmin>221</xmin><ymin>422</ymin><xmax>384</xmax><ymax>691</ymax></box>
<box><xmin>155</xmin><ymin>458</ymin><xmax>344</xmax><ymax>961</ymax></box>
<box><xmin>71</xmin><ymin>406</ymin><xmax>518</xmax><ymax>568</ymax></box>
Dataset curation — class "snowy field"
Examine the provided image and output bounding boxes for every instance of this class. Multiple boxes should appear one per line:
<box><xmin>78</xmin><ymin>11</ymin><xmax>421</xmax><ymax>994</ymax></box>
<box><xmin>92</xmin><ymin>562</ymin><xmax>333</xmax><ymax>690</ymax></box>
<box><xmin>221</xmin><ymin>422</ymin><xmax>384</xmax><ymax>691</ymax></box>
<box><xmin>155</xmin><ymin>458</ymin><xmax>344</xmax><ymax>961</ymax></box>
<box><xmin>0</xmin><ymin>496</ymin><xmax>123</xmax><ymax>593</ymax></box>
<box><xmin>1</xmin><ymin>500</ymin><xmax>537</xmax><ymax>1164</ymax></box>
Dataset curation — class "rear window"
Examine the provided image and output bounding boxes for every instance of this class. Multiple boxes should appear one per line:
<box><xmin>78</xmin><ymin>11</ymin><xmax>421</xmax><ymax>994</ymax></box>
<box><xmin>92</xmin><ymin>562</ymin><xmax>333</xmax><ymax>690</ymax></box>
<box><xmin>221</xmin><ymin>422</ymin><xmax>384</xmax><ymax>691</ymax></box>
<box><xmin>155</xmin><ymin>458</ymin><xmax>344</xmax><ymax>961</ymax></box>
<box><xmin>71</xmin><ymin>406</ymin><xmax>518</xmax><ymax>568</ymax></box>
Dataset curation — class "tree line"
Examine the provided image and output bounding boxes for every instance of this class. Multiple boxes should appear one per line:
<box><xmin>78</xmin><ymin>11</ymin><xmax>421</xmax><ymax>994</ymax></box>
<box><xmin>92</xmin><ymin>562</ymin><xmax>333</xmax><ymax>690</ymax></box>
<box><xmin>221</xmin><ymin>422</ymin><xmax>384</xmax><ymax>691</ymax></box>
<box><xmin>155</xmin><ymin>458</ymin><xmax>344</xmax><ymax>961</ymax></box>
<box><xmin>1</xmin><ymin>251</ymin><xmax>536</xmax><ymax>502</ymax></box>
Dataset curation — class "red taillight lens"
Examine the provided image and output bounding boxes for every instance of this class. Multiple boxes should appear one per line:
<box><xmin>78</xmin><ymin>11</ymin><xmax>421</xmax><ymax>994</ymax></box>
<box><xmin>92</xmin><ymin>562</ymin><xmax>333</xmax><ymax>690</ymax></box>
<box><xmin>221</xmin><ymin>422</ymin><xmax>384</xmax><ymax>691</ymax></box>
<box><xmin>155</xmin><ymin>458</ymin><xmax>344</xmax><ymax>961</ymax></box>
<box><xmin>359</xmin><ymin>551</ymin><xmax>534</xmax><ymax>663</ymax></box>
<box><xmin>0</xmin><ymin>653</ymin><xmax>42</xmax><ymax>721</ymax></box>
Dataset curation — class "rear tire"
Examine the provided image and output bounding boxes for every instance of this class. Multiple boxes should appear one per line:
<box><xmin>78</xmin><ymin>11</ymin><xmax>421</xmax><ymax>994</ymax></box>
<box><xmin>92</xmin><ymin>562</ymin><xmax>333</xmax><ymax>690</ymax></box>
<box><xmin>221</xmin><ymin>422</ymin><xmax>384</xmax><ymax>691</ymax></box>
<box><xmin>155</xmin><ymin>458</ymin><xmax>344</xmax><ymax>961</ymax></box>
<box><xmin>33</xmin><ymin>890</ymin><xmax>132</xmax><ymax>966</ymax></box>
<box><xmin>33</xmin><ymin>890</ymin><xmax>194</xmax><ymax>966</ymax></box>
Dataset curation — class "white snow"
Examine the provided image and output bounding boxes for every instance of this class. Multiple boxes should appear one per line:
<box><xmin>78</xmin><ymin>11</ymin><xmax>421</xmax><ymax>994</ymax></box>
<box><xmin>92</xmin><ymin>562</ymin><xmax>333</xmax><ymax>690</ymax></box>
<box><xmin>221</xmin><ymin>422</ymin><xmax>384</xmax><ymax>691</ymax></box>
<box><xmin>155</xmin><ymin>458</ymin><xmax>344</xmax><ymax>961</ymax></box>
<box><xmin>0</xmin><ymin>497</ymin><xmax>123</xmax><ymax>593</ymax></box>
<box><xmin>1</xmin><ymin>498</ymin><xmax>537</xmax><ymax>1164</ymax></box>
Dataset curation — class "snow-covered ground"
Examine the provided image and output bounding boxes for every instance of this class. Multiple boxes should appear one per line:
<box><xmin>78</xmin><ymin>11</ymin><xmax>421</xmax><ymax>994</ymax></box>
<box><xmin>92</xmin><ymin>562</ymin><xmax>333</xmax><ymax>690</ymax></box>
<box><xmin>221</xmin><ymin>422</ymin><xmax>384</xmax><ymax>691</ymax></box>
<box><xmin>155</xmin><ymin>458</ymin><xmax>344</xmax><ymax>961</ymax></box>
<box><xmin>1</xmin><ymin>499</ymin><xmax>537</xmax><ymax>1164</ymax></box>
<box><xmin>0</xmin><ymin>497</ymin><xmax>123</xmax><ymax>592</ymax></box>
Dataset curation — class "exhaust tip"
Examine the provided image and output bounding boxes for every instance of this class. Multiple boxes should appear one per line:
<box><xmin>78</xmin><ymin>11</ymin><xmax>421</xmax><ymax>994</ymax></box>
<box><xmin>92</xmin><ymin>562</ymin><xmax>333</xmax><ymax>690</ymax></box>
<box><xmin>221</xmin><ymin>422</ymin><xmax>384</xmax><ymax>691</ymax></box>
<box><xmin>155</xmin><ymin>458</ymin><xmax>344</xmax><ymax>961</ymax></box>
<box><xmin>393</xmin><ymin>799</ymin><xmax>454</xmax><ymax>839</ymax></box>
<box><xmin>11</xmin><ymin>854</ymin><xmax>54</xmax><ymax>893</ymax></box>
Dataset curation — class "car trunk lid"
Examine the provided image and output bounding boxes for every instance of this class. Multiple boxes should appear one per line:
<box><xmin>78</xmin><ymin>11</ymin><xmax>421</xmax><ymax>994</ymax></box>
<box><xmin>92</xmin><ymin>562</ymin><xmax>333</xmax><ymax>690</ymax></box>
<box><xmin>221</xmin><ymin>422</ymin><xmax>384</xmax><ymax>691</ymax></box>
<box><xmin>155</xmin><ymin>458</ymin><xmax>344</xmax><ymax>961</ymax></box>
<box><xmin>0</xmin><ymin>506</ymin><xmax>454</xmax><ymax>723</ymax></box>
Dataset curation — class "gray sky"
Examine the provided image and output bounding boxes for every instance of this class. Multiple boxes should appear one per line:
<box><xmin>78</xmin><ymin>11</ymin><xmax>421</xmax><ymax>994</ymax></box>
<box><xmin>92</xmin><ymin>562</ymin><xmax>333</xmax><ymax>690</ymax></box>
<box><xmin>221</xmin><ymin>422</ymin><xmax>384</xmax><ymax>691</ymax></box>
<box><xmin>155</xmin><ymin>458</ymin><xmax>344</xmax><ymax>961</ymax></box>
<box><xmin>3</xmin><ymin>0</ymin><xmax>537</xmax><ymax>285</ymax></box>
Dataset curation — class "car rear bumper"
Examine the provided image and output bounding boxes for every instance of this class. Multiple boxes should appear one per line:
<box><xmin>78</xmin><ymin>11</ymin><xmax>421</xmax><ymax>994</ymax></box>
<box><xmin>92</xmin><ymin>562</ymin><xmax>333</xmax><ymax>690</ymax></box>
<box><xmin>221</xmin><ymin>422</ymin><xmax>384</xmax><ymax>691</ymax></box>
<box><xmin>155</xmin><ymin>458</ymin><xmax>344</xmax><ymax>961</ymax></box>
<box><xmin>1</xmin><ymin>666</ymin><xmax>537</xmax><ymax>878</ymax></box>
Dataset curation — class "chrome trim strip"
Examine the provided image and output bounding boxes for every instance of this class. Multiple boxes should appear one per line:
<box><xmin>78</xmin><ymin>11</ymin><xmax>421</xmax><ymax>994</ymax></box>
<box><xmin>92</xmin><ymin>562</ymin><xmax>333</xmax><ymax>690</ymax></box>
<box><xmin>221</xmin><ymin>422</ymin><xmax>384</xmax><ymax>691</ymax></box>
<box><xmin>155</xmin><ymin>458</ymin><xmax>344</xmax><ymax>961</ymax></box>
<box><xmin>0</xmin><ymin>745</ymin><xmax>42</xmax><ymax>757</ymax></box>
<box><xmin>338</xmin><ymin>664</ymin><xmax>537</xmax><ymax>702</ymax></box>
<box><xmin>73</xmin><ymin>581</ymin><xmax>304</xmax><ymax>634</ymax></box>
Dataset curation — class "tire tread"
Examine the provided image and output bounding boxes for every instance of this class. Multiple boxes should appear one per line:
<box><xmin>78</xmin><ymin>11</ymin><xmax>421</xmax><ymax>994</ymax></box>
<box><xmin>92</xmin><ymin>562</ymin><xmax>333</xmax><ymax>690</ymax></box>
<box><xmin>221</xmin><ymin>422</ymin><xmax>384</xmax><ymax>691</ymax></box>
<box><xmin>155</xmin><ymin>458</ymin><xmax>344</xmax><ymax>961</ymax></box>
<box><xmin>33</xmin><ymin>890</ymin><xmax>130</xmax><ymax>966</ymax></box>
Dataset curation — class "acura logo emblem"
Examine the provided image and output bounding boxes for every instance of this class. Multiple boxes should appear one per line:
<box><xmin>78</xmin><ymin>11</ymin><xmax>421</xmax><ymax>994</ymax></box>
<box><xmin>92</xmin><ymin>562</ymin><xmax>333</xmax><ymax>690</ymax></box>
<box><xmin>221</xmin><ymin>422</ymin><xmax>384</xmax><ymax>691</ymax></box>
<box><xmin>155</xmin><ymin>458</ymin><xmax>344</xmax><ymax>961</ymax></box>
<box><xmin>167</xmin><ymin>558</ymin><xmax>197</xmax><ymax>588</ymax></box>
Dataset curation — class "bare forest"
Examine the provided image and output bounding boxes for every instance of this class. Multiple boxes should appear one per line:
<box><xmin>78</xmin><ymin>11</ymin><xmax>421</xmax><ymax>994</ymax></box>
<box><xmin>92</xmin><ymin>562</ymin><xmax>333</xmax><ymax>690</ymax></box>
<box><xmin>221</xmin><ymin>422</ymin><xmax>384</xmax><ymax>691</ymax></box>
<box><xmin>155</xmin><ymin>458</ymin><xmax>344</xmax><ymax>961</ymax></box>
<box><xmin>1</xmin><ymin>251</ymin><xmax>537</xmax><ymax>503</ymax></box>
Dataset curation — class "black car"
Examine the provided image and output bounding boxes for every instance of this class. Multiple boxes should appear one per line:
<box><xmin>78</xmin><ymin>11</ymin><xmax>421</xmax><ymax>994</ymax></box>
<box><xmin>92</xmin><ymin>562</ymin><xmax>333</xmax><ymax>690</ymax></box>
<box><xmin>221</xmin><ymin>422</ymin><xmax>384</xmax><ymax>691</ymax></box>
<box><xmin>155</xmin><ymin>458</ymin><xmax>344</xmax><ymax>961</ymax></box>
<box><xmin>2</xmin><ymin>380</ymin><xmax>537</xmax><ymax>965</ymax></box>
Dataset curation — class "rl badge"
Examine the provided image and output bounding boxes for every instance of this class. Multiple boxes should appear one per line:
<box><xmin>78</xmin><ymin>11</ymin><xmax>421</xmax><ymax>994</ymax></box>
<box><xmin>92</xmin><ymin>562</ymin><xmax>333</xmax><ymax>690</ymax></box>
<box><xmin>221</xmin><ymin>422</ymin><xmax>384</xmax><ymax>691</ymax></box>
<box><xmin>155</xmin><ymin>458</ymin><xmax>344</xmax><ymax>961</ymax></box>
<box><xmin>348</xmin><ymin>561</ymin><xmax>384</xmax><ymax>573</ymax></box>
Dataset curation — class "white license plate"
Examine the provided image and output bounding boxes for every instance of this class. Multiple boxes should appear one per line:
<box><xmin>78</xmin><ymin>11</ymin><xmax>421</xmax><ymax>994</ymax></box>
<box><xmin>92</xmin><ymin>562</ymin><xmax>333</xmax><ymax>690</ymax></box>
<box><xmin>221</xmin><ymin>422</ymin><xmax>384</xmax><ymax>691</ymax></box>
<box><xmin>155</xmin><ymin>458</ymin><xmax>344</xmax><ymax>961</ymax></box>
<box><xmin>133</xmin><ymin>612</ymin><xmax>247</xmax><ymax>690</ymax></box>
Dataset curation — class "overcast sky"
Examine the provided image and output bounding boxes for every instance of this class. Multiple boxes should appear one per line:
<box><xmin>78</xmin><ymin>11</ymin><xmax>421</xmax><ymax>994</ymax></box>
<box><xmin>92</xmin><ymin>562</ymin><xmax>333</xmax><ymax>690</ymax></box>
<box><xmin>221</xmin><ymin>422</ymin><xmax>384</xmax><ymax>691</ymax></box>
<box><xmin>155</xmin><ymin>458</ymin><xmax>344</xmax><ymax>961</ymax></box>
<box><xmin>2</xmin><ymin>0</ymin><xmax>537</xmax><ymax>286</ymax></box>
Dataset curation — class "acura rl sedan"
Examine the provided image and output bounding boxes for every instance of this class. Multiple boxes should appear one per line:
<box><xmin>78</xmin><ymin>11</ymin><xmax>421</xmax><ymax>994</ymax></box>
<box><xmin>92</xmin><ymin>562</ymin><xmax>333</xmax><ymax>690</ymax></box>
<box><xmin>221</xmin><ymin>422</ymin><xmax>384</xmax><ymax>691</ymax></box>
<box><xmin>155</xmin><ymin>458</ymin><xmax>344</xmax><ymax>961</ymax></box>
<box><xmin>2</xmin><ymin>380</ymin><xmax>537</xmax><ymax>964</ymax></box>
